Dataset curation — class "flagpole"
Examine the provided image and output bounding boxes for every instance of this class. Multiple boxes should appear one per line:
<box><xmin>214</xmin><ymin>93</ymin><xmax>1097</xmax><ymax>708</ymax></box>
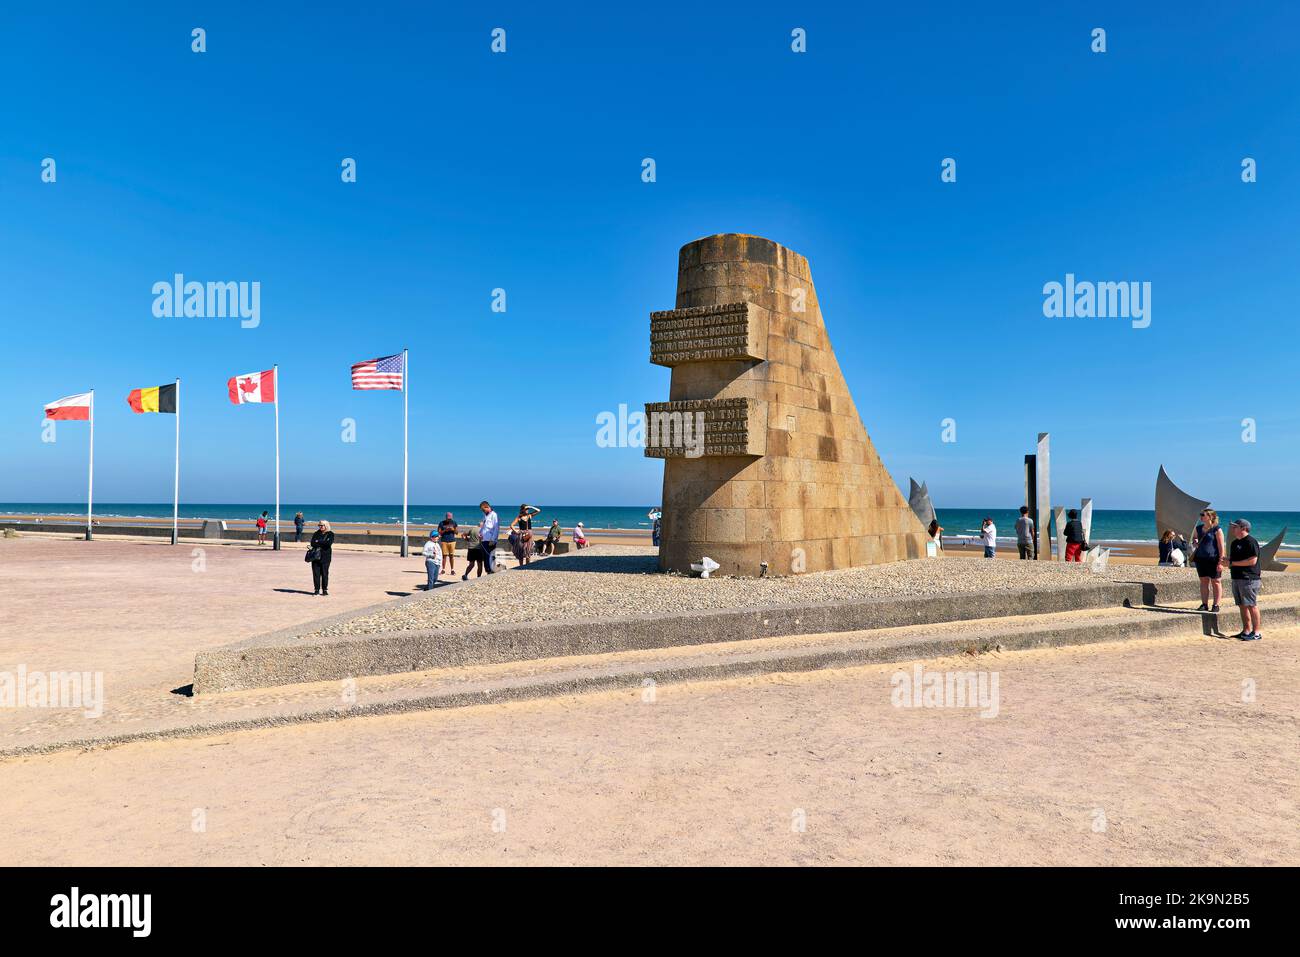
<box><xmin>86</xmin><ymin>390</ymin><xmax>94</xmax><ymax>541</ymax></box>
<box><xmin>400</xmin><ymin>347</ymin><xmax>409</xmax><ymax>558</ymax></box>
<box><xmin>273</xmin><ymin>364</ymin><xmax>281</xmax><ymax>551</ymax></box>
<box><xmin>172</xmin><ymin>377</ymin><xmax>180</xmax><ymax>546</ymax></box>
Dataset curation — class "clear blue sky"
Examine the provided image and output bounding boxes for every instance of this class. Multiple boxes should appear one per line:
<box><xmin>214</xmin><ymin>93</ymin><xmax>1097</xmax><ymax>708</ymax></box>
<box><xmin>3</xmin><ymin>2</ymin><xmax>1297</xmax><ymax>509</ymax></box>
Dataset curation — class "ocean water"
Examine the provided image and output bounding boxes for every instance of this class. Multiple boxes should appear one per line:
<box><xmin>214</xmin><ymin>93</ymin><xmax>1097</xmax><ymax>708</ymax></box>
<box><xmin>2</xmin><ymin>504</ymin><xmax>1297</xmax><ymax>546</ymax></box>
<box><xmin>932</xmin><ymin>508</ymin><xmax>1300</xmax><ymax>549</ymax></box>
<box><xmin>0</xmin><ymin>503</ymin><xmax>663</xmax><ymax>532</ymax></box>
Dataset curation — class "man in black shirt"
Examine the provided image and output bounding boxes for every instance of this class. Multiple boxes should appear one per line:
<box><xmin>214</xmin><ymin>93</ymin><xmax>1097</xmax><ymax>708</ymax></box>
<box><xmin>1226</xmin><ymin>518</ymin><xmax>1262</xmax><ymax>640</ymax></box>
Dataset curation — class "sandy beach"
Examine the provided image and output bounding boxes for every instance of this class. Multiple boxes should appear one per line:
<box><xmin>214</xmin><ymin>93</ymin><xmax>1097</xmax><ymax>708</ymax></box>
<box><xmin>2</xmin><ymin>534</ymin><xmax>1296</xmax><ymax>866</ymax></box>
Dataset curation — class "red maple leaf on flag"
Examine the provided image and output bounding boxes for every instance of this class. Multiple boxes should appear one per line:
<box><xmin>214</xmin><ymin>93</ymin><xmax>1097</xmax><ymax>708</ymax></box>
<box><xmin>239</xmin><ymin>377</ymin><xmax>258</xmax><ymax>395</ymax></box>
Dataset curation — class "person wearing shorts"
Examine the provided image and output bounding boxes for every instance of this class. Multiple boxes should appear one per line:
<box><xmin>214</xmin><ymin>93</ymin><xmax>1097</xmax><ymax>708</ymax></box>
<box><xmin>1227</xmin><ymin>518</ymin><xmax>1262</xmax><ymax>640</ymax></box>
<box><xmin>1191</xmin><ymin>508</ymin><xmax>1226</xmax><ymax>612</ymax></box>
<box><xmin>437</xmin><ymin>512</ymin><xmax>458</xmax><ymax>576</ymax></box>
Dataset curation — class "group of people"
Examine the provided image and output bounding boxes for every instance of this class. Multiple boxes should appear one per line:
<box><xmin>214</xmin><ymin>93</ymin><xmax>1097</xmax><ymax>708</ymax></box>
<box><xmin>292</xmin><ymin>503</ymin><xmax>597</xmax><ymax>595</ymax></box>
<box><xmin>967</xmin><ymin>505</ymin><xmax>1266</xmax><ymax>641</ymax></box>
<box><xmin>253</xmin><ymin>510</ymin><xmax>309</xmax><ymax>545</ymax></box>
<box><xmin>418</xmin><ymin>503</ymin><xmax>580</xmax><ymax>590</ymax></box>
<box><xmin>959</xmin><ymin>507</ymin><xmax>1090</xmax><ymax>561</ymax></box>
<box><xmin>1167</xmin><ymin>509</ymin><xmax>1265</xmax><ymax>641</ymax></box>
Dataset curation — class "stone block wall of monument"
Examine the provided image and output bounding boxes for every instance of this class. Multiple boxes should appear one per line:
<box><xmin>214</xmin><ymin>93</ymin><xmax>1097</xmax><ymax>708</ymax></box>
<box><xmin>645</xmin><ymin>233</ymin><xmax>929</xmax><ymax>576</ymax></box>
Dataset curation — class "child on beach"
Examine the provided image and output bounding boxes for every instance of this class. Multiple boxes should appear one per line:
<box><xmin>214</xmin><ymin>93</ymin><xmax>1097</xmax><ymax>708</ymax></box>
<box><xmin>421</xmin><ymin>530</ymin><xmax>441</xmax><ymax>590</ymax></box>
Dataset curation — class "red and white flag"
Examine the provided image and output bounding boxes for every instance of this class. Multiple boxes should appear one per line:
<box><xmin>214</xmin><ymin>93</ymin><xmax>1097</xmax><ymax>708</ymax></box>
<box><xmin>44</xmin><ymin>392</ymin><xmax>93</xmax><ymax>420</ymax></box>
<box><xmin>227</xmin><ymin>369</ymin><xmax>276</xmax><ymax>404</ymax></box>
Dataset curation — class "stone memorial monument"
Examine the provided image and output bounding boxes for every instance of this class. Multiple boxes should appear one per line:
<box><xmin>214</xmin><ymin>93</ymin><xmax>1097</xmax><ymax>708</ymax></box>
<box><xmin>644</xmin><ymin>233</ymin><xmax>929</xmax><ymax>576</ymax></box>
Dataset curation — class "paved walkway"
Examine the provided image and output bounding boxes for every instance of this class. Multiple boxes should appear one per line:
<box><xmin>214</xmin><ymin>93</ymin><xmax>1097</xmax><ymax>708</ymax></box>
<box><xmin>0</xmin><ymin>535</ymin><xmax>470</xmax><ymax>745</ymax></box>
<box><xmin>1</xmin><ymin>628</ymin><xmax>1294</xmax><ymax>865</ymax></box>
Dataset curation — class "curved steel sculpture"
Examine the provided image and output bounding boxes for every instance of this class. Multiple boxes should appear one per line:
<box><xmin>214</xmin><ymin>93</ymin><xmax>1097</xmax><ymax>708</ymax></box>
<box><xmin>1259</xmin><ymin>526</ymin><xmax>1290</xmax><ymax>572</ymax></box>
<box><xmin>908</xmin><ymin>478</ymin><xmax>936</xmax><ymax>528</ymax></box>
<box><xmin>1155</xmin><ymin>466</ymin><xmax>1210</xmax><ymax>543</ymax></box>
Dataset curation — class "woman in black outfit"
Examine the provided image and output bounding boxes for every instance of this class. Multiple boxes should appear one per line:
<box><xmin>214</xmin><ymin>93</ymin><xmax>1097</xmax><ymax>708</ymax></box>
<box><xmin>310</xmin><ymin>520</ymin><xmax>334</xmax><ymax>595</ymax></box>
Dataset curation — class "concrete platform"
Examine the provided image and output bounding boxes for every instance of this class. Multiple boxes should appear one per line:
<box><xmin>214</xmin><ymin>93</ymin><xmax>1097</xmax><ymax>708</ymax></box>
<box><xmin>9</xmin><ymin>594</ymin><xmax>1300</xmax><ymax>758</ymax></box>
<box><xmin>193</xmin><ymin>573</ymin><xmax>1299</xmax><ymax>692</ymax></box>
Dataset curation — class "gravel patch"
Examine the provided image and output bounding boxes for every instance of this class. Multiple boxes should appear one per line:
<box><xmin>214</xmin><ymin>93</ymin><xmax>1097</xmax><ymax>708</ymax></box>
<box><xmin>311</xmin><ymin>546</ymin><xmax>1200</xmax><ymax>638</ymax></box>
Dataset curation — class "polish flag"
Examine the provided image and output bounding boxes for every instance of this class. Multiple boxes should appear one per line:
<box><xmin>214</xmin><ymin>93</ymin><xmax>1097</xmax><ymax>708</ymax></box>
<box><xmin>227</xmin><ymin>369</ymin><xmax>276</xmax><ymax>404</ymax></box>
<box><xmin>44</xmin><ymin>392</ymin><xmax>93</xmax><ymax>420</ymax></box>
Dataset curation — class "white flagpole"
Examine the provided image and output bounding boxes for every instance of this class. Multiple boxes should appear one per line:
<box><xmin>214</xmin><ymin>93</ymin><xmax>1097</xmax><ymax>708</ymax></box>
<box><xmin>86</xmin><ymin>390</ymin><xmax>94</xmax><ymax>541</ymax></box>
<box><xmin>172</xmin><ymin>378</ymin><xmax>181</xmax><ymax>546</ymax></box>
<box><xmin>401</xmin><ymin>348</ymin><xmax>409</xmax><ymax>558</ymax></box>
<box><xmin>273</xmin><ymin>364</ymin><xmax>281</xmax><ymax>550</ymax></box>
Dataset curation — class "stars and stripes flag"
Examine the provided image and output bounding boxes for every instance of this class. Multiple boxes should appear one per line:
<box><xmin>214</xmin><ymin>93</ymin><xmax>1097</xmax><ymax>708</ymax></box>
<box><xmin>227</xmin><ymin>368</ymin><xmax>277</xmax><ymax>404</ymax></box>
<box><xmin>44</xmin><ymin>392</ymin><xmax>93</xmax><ymax>421</ymax></box>
<box><xmin>351</xmin><ymin>353</ymin><xmax>405</xmax><ymax>390</ymax></box>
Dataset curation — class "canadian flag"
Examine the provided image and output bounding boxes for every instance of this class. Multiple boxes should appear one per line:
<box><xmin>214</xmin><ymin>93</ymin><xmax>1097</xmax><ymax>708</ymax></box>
<box><xmin>227</xmin><ymin>369</ymin><xmax>276</xmax><ymax>405</ymax></box>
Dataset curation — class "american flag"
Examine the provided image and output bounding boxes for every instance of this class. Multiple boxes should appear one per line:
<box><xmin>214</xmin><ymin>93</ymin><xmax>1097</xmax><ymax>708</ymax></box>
<box><xmin>351</xmin><ymin>353</ymin><xmax>404</xmax><ymax>390</ymax></box>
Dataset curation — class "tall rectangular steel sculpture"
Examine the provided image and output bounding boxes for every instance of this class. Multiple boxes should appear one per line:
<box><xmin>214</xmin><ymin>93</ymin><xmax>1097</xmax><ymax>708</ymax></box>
<box><xmin>1035</xmin><ymin>432</ymin><xmax>1052</xmax><ymax>561</ymax></box>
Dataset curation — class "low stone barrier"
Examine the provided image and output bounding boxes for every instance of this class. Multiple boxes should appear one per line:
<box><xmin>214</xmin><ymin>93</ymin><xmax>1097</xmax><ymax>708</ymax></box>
<box><xmin>0</xmin><ymin>520</ymin><xmax>570</xmax><ymax>552</ymax></box>
<box><xmin>193</xmin><ymin>573</ymin><xmax>1296</xmax><ymax>693</ymax></box>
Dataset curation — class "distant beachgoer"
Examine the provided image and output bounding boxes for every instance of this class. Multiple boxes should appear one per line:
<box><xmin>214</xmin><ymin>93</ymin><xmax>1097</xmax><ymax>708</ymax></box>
<box><xmin>651</xmin><ymin>508</ymin><xmax>663</xmax><ymax>547</ymax></box>
<box><xmin>979</xmin><ymin>517</ymin><xmax>997</xmax><ymax>558</ymax></box>
<box><xmin>1064</xmin><ymin>509</ymin><xmax>1088</xmax><ymax>562</ymax></box>
<box><xmin>544</xmin><ymin>520</ymin><xmax>561</xmax><ymax>555</ymax></box>
<box><xmin>1015</xmin><ymin>506</ymin><xmax>1035</xmax><ymax>560</ymax></box>
<box><xmin>294</xmin><ymin>512</ymin><xmax>305</xmax><ymax>542</ymax></box>
<box><xmin>1191</xmin><ymin>508</ymin><xmax>1225</xmax><ymax>612</ymax></box>
<box><xmin>461</xmin><ymin>525</ymin><xmax>485</xmax><ymax>580</ymax></box>
<box><xmin>574</xmin><ymin>522</ymin><xmax>589</xmax><ymax>549</ymax></box>
<box><xmin>256</xmin><ymin>510</ymin><xmax>269</xmax><ymax>545</ymax></box>
<box><xmin>421</xmin><ymin>530</ymin><xmax>441</xmax><ymax>590</ymax></box>
<box><xmin>510</xmin><ymin>504</ymin><xmax>540</xmax><ymax>566</ymax></box>
<box><xmin>927</xmin><ymin>519</ymin><xmax>944</xmax><ymax>553</ymax></box>
<box><xmin>1159</xmin><ymin>529</ymin><xmax>1188</xmax><ymax>566</ymax></box>
<box><xmin>437</xmin><ymin>512</ymin><xmax>458</xmax><ymax>576</ymax></box>
<box><xmin>479</xmin><ymin>501</ymin><xmax>500</xmax><ymax>573</ymax></box>
<box><xmin>1227</xmin><ymin>518</ymin><xmax>1263</xmax><ymax>640</ymax></box>
<box><xmin>309</xmin><ymin>520</ymin><xmax>334</xmax><ymax>596</ymax></box>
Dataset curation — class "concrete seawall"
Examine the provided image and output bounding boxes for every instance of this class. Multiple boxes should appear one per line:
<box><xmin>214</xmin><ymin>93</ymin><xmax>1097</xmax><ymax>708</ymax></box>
<box><xmin>0</xmin><ymin>520</ymin><xmax>570</xmax><ymax>552</ymax></box>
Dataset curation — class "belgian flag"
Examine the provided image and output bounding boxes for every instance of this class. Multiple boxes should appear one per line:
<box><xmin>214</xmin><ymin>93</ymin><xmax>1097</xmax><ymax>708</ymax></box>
<box><xmin>127</xmin><ymin>383</ymin><xmax>177</xmax><ymax>413</ymax></box>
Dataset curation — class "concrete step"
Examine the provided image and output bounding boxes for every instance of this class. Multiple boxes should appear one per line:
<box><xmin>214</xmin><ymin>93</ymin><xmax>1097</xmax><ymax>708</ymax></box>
<box><xmin>194</xmin><ymin>572</ymin><xmax>1300</xmax><ymax>693</ymax></box>
<box><xmin>9</xmin><ymin>594</ymin><xmax>1298</xmax><ymax>758</ymax></box>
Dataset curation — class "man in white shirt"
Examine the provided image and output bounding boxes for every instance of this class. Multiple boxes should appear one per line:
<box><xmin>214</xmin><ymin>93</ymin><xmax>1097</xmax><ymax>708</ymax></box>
<box><xmin>479</xmin><ymin>500</ymin><xmax>500</xmax><ymax>573</ymax></box>
<box><xmin>980</xmin><ymin>518</ymin><xmax>997</xmax><ymax>558</ymax></box>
